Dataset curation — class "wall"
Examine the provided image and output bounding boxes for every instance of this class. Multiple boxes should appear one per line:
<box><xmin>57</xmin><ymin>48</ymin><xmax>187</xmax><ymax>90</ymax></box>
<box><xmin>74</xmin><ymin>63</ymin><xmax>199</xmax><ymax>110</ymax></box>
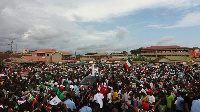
<box><xmin>51</xmin><ymin>52</ymin><xmax>62</xmax><ymax>63</ymax></box>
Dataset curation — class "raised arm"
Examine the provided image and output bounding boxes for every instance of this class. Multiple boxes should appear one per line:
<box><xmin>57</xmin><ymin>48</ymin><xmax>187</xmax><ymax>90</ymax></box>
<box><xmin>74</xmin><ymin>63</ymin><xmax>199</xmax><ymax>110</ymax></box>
<box><xmin>152</xmin><ymin>99</ymin><xmax>162</xmax><ymax>110</ymax></box>
<box><xmin>121</xmin><ymin>100</ymin><xmax>138</xmax><ymax>112</ymax></box>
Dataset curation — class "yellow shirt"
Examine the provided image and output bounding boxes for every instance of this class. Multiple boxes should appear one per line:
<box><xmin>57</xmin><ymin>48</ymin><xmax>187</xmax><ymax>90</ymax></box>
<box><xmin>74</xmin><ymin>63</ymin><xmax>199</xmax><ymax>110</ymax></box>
<box><xmin>113</xmin><ymin>92</ymin><xmax>119</xmax><ymax>103</ymax></box>
<box><xmin>0</xmin><ymin>81</ymin><xmax>3</xmax><ymax>85</ymax></box>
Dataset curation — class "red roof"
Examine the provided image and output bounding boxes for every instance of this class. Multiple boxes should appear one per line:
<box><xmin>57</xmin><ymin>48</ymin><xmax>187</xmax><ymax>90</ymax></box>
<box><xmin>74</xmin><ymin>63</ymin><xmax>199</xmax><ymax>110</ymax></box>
<box><xmin>22</xmin><ymin>56</ymin><xmax>46</xmax><ymax>62</ymax></box>
<box><xmin>0</xmin><ymin>53</ymin><xmax>10</xmax><ymax>59</ymax></box>
<box><xmin>142</xmin><ymin>45</ymin><xmax>189</xmax><ymax>50</ymax></box>
<box><xmin>33</xmin><ymin>49</ymin><xmax>56</xmax><ymax>53</ymax></box>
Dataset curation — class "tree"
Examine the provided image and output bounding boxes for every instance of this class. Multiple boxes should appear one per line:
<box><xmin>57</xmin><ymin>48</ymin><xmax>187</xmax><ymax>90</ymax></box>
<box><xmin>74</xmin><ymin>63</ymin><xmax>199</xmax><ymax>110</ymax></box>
<box><xmin>5</xmin><ymin>50</ymin><xmax>12</xmax><ymax>54</ymax></box>
<box><xmin>85</xmin><ymin>52</ymin><xmax>97</xmax><ymax>55</ymax></box>
<box><xmin>130</xmin><ymin>48</ymin><xmax>142</xmax><ymax>55</ymax></box>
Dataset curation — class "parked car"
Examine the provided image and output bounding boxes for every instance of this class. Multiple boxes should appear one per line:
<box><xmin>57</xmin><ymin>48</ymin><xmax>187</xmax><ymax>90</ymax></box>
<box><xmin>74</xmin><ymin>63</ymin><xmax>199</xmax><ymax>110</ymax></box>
<box><xmin>80</xmin><ymin>75</ymin><xmax>99</xmax><ymax>89</ymax></box>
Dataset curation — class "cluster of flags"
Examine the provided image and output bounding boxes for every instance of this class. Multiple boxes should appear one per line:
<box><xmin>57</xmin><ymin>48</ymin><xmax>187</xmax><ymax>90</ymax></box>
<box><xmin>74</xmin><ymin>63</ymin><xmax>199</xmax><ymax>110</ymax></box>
<box><xmin>125</xmin><ymin>58</ymin><xmax>133</xmax><ymax>69</ymax></box>
<box><xmin>13</xmin><ymin>92</ymin><xmax>37</xmax><ymax>111</ymax></box>
<box><xmin>13</xmin><ymin>91</ymin><xmax>63</xmax><ymax>111</ymax></box>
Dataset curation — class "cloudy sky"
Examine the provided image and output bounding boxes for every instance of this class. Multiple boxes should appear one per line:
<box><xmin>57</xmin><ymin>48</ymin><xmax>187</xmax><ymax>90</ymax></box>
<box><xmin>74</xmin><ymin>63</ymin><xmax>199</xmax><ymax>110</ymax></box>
<box><xmin>1</xmin><ymin>0</ymin><xmax>200</xmax><ymax>55</ymax></box>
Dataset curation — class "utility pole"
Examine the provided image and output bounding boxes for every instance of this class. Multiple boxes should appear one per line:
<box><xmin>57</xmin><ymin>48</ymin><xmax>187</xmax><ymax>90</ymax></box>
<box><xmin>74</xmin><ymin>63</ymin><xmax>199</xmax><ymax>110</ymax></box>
<box><xmin>16</xmin><ymin>44</ymin><xmax>17</xmax><ymax>52</ymax></box>
<box><xmin>7</xmin><ymin>38</ymin><xmax>17</xmax><ymax>63</ymax></box>
<box><xmin>7</xmin><ymin>38</ymin><xmax>16</xmax><ymax>54</ymax></box>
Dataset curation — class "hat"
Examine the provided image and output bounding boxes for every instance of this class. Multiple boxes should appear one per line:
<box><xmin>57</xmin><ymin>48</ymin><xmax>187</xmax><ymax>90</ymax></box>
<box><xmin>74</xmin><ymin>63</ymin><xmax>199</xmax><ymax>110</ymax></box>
<box><xmin>54</xmin><ymin>82</ymin><xmax>58</xmax><ymax>86</ymax></box>
<box><xmin>142</xmin><ymin>102</ymin><xmax>149</xmax><ymax>110</ymax></box>
<box><xmin>59</xmin><ymin>86</ymin><xmax>64</xmax><ymax>91</ymax></box>
<box><xmin>147</xmin><ymin>90</ymin><xmax>153</xmax><ymax>94</ymax></box>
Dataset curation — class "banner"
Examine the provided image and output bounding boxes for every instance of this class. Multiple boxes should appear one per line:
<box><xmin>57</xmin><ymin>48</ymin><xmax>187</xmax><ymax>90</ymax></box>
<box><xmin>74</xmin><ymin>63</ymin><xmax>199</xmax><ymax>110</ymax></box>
<box><xmin>50</xmin><ymin>96</ymin><xmax>61</xmax><ymax>105</ymax></box>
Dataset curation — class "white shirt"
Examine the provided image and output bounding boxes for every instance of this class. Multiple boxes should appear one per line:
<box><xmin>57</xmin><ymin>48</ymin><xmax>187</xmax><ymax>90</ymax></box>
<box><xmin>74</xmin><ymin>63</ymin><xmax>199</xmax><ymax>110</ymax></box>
<box><xmin>148</xmin><ymin>95</ymin><xmax>155</xmax><ymax>106</ymax></box>
<box><xmin>127</xmin><ymin>91</ymin><xmax>132</xmax><ymax>104</ymax></box>
<box><xmin>121</xmin><ymin>92</ymin><xmax>128</xmax><ymax>109</ymax></box>
<box><xmin>150</xmin><ymin>82</ymin><xmax>153</xmax><ymax>89</ymax></box>
<box><xmin>107</xmin><ymin>93</ymin><xmax>112</xmax><ymax>103</ymax></box>
<box><xmin>94</xmin><ymin>93</ymin><xmax>104</xmax><ymax>108</ymax></box>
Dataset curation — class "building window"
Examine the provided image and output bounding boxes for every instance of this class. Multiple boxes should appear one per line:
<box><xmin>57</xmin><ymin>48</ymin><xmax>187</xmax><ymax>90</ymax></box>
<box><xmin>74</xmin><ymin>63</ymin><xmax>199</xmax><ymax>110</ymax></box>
<box><xmin>37</xmin><ymin>53</ymin><xmax>45</xmax><ymax>56</ymax></box>
<box><xmin>47</xmin><ymin>54</ymin><xmax>49</xmax><ymax>56</ymax></box>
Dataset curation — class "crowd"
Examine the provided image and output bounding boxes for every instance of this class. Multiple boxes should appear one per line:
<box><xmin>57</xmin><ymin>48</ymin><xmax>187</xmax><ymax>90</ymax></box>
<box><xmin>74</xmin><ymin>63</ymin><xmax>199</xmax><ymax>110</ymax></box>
<box><xmin>0</xmin><ymin>62</ymin><xmax>200</xmax><ymax>112</ymax></box>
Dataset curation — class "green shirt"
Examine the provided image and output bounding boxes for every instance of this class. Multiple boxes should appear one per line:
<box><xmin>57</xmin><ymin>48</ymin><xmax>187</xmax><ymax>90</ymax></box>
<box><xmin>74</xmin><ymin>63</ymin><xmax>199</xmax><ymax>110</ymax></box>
<box><xmin>158</xmin><ymin>104</ymin><xmax>166</xmax><ymax>112</ymax></box>
<box><xmin>166</xmin><ymin>95</ymin><xmax>174</xmax><ymax>108</ymax></box>
<box><xmin>155</xmin><ymin>96</ymin><xmax>159</xmax><ymax>102</ymax></box>
<box><xmin>52</xmin><ymin>86</ymin><xmax>59</xmax><ymax>92</ymax></box>
<box><xmin>57</xmin><ymin>89</ymin><xmax>61</xmax><ymax>97</ymax></box>
<box><xmin>59</xmin><ymin>92</ymin><xmax>65</xmax><ymax>100</ymax></box>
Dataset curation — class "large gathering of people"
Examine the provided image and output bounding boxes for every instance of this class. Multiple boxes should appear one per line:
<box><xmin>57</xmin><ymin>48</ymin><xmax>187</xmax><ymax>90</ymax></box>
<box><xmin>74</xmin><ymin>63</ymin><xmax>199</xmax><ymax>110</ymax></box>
<box><xmin>0</xmin><ymin>63</ymin><xmax>200</xmax><ymax>112</ymax></box>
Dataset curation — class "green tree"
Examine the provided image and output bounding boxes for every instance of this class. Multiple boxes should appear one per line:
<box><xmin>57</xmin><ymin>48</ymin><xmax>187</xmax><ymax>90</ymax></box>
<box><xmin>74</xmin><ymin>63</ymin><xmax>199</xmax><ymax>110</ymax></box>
<box><xmin>130</xmin><ymin>48</ymin><xmax>142</xmax><ymax>55</ymax></box>
<box><xmin>85</xmin><ymin>52</ymin><xmax>97</xmax><ymax>55</ymax></box>
<box><xmin>5</xmin><ymin>50</ymin><xmax>12</xmax><ymax>54</ymax></box>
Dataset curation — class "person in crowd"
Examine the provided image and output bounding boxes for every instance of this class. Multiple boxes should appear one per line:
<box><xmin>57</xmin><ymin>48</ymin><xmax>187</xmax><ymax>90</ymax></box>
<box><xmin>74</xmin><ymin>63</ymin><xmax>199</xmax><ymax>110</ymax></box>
<box><xmin>64</xmin><ymin>93</ymin><xmax>76</xmax><ymax>112</ymax></box>
<box><xmin>79</xmin><ymin>99</ymin><xmax>92</xmax><ymax>112</ymax></box>
<box><xmin>185</xmin><ymin>92</ymin><xmax>195</xmax><ymax>112</ymax></box>
<box><xmin>94</xmin><ymin>90</ymin><xmax>104</xmax><ymax>112</ymax></box>
<box><xmin>175</xmin><ymin>92</ymin><xmax>185</xmax><ymax>112</ymax></box>
<box><xmin>166</xmin><ymin>90</ymin><xmax>174</xmax><ymax>112</ymax></box>
<box><xmin>147</xmin><ymin>90</ymin><xmax>155</xmax><ymax>110</ymax></box>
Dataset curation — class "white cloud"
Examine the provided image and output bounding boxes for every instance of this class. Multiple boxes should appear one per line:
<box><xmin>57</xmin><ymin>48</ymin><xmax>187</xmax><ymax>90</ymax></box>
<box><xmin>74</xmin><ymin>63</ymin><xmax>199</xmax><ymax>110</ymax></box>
<box><xmin>165</xmin><ymin>12</ymin><xmax>200</xmax><ymax>28</ymax></box>
<box><xmin>146</xmin><ymin>24</ymin><xmax>164</xmax><ymax>28</ymax></box>
<box><xmin>20</xmin><ymin>0</ymin><xmax>200</xmax><ymax>22</ymax></box>
<box><xmin>147</xmin><ymin>12</ymin><xmax>200</xmax><ymax>29</ymax></box>
<box><xmin>116</xmin><ymin>26</ymin><xmax>128</xmax><ymax>40</ymax></box>
<box><xmin>68</xmin><ymin>0</ymin><xmax>200</xmax><ymax>22</ymax></box>
<box><xmin>156</xmin><ymin>36</ymin><xmax>175</xmax><ymax>45</ymax></box>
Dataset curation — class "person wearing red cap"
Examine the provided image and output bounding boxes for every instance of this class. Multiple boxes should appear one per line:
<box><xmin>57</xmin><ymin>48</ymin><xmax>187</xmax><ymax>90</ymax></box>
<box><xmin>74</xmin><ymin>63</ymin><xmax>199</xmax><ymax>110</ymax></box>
<box><xmin>58</xmin><ymin>86</ymin><xmax>65</xmax><ymax>100</ymax></box>
<box><xmin>147</xmin><ymin>90</ymin><xmax>155</xmax><ymax>110</ymax></box>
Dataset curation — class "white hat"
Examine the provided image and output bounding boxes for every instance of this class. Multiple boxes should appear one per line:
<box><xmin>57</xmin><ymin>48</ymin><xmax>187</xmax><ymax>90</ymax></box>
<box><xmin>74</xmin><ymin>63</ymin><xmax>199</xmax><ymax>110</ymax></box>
<box><xmin>54</xmin><ymin>82</ymin><xmax>58</xmax><ymax>86</ymax></box>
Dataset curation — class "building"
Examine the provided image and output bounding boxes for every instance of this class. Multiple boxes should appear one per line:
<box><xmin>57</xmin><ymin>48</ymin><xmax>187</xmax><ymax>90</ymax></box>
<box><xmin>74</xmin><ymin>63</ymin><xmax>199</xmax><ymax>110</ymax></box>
<box><xmin>191</xmin><ymin>47</ymin><xmax>200</xmax><ymax>58</ymax></box>
<box><xmin>32</xmin><ymin>49</ymin><xmax>56</xmax><ymax>63</ymax></box>
<box><xmin>154</xmin><ymin>56</ymin><xmax>196</xmax><ymax>65</ymax></box>
<box><xmin>22</xmin><ymin>56</ymin><xmax>46</xmax><ymax>63</ymax></box>
<box><xmin>110</xmin><ymin>53</ymin><xmax>126</xmax><ymax>59</ymax></box>
<box><xmin>141</xmin><ymin>45</ymin><xmax>191</xmax><ymax>58</ymax></box>
<box><xmin>22</xmin><ymin>48</ymin><xmax>30</xmax><ymax>54</ymax></box>
<box><xmin>51</xmin><ymin>51</ymin><xmax>73</xmax><ymax>63</ymax></box>
<box><xmin>82</xmin><ymin>53</ymin><xmax>108</xmax><ymax>61</ymax></box>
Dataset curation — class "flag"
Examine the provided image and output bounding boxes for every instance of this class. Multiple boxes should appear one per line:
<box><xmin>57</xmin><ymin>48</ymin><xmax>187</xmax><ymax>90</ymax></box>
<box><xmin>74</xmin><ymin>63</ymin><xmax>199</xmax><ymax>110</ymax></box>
<box><xmin>17</xmin><ymin>100</ymin><xmax>26</xmax><ymax>105</ymax></box>
<box><xmin>27</xmin><ymin>93</ymin><xmax>35</xmax><ymax>103</ymax></box>
<box><xmin>32</xmin><ymin>95</ymin><xmax>37</xmax><ymax>109</ymax></box>
<box><xmin>3</xmin><ymin>89</ymin><xmax>7</xmax><ymax>98</ymax></box>
<box><xmin>125</xmin><ymin>58</ymin><xmax>133</xmax><ymax>69</ymax></box>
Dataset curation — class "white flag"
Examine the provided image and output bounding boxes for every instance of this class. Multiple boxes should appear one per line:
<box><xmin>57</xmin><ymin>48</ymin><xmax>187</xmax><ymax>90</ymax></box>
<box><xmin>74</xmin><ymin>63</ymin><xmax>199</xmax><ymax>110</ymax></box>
<box><xmin>50</xmin><ymin>96</ymin><xmax>61</xmax><ymax>105</ymax></box>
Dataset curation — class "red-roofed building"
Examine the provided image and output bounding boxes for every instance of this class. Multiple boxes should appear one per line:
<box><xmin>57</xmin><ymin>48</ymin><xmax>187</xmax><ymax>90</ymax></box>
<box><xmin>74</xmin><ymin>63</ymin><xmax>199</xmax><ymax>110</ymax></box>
<box><xmin>32</xmin><ymin>49</ymin><xmax>56</xmax><ymax>63</ymax></box>
<box><xmin>141</xmin><ymin>45</ymin><xmax>191</xmax><ymax>57</ymax></box>
<box><xmin>33</xmin><ymin>49</ymin><xmax>56</xmax><ymax>54</ymax></box>
<box><xmin>22</xmin><ymin>56</ymin><xmax>46</xmax><ymax>62</ymax></box>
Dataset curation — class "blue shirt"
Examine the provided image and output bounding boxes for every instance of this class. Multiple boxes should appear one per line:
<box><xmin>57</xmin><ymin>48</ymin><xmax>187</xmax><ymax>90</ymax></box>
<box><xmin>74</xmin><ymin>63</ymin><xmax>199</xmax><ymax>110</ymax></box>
<box><xmin>79</xmin><ymin>106</ymin><xmax>92</xmax><ymax>112</ymax></box>
<box><xmin>191</xmin><ymin>99</ymin><xmax>200</xmax><ymax>112</ymax></box>
<box><xmin>64</xmin><ymin>99</ymin><xmax>76</xmax><ymax>111</ymax></box>
<box><xmin>176</xmin><ymin>96</ymin><xmax>184</xmax><ymax>111</ymax></box>
<box><xmin>74</xmin><ymin>85</ymin><xmax>80</xmax><ymax>95</ymax></box>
